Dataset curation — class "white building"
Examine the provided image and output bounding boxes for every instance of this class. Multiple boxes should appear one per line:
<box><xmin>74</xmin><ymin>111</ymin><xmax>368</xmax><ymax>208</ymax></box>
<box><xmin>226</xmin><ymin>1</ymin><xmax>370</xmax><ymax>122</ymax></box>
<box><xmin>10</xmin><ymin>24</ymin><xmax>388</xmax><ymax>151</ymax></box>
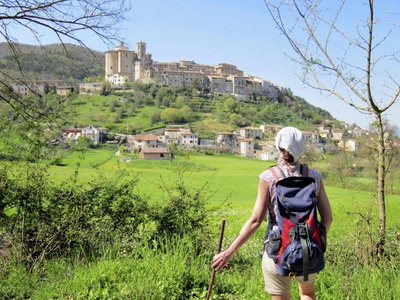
<box><xmin>338</xmin><ymin>139</ymin><xmax>360</xmax><ymax>152</ymax></box>
<box><xmin>260</xmin><ymin>124</ymin><xmax>283</xmax><ymax>137</ymax></box>
<box><xmin>260</xmin><ymin>144</ymin><xmax>279</xmax><ymax>161</ymax></box>
<box><xmin>159</xmin><ymin>128</ymin><xmax>199</xmax><ymax>146</ymax></box>
<box><xmin>81</xmin><ymin>125</ymin><xmax>108</xmax><ymax>145</ymax></box>
<box><xmin>237</xmin><ymin>137</ymin><xmax>254</xmax><ymax>158</ymax></box>
<box><xmin>216</xmin><ymin>132</ymin><xmax>237</xmax><ymax>148</ymax></box>
<box><xmin>303</xmin><ymin>131</ymin><xmax>320</xmax><ymax>144</ymax></box>
<box><xmin>133</xmin><ymin>134</ymin><xmax>158</xmax><ymax>148</ymax></box>
<box><xmin>239</xmin><ymin>127</ymin><xmax>263</xmax><ymax>140</ymax></box>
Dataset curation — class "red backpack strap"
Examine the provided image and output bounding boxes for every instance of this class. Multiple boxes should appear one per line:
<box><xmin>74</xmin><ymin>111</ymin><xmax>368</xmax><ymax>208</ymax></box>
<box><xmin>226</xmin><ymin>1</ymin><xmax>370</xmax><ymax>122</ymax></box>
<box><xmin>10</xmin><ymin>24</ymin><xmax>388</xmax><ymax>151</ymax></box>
<box><xmin>269</xmin><ymin>165</ymin><xmax>285</xmax><ymax>181</ymax></box>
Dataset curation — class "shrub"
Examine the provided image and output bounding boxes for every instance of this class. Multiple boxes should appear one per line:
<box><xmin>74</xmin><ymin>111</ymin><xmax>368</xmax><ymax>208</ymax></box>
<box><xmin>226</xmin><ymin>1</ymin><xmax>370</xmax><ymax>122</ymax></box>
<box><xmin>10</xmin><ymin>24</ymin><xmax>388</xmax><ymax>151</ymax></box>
<box><xmin>151</xmin><ymin>164</ymin><xmax>217</xmax><ymax>252</ymax></box>
<box><xmin>0</xmin><ymin>163</ymin><xmax>150</xmax><ymax>271</ymax></box>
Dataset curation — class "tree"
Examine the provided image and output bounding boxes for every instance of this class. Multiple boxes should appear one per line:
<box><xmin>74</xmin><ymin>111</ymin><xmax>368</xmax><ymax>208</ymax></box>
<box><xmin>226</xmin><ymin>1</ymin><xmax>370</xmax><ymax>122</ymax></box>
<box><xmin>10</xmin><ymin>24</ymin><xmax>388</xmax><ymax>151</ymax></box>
<box><xmin>230</xmin><ymin>113</ymin><xmax>243</xmax><ymax>126</ymax></box>
<box><xmin>264</xmin><ymin>0</ymin><xmax>400</xmax><ymax>258</ymax></box>
<box><xmin>224</xmin><ymin>97</ymin><xmax>240</xmax><ymax>114</ymax></box>
<box><xmin>161</xmin><ymin>108</ymin><xmax>182</xmax><ymax>124</ymax></box>
<box><xmin>175</xmin><ymin>96</ymin><xmax>186</xmax><ymax>109</ymax></box>
<box><xmin>0</xmin><ymin>0</ymin><xmax>130</xmax><ymax>121</ymax></box>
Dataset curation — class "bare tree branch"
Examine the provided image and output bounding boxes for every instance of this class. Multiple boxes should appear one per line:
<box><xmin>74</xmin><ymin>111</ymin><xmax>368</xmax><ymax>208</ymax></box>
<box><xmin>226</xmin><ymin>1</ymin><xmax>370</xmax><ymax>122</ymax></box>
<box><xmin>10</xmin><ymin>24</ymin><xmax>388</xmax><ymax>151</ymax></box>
<box><xmin>0</xmin><ymin>0</ymin><xmax>130</xmax><ymax>121</ymax></box>
<box><xmin>264</xmin><ymin>0</ymin><xmax>400</xmax><ymax>260</ymax></box>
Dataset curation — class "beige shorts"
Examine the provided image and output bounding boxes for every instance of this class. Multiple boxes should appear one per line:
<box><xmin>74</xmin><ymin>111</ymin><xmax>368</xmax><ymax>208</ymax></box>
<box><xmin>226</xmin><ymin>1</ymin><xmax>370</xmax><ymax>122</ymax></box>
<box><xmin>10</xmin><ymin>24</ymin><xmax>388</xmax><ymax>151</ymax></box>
<box><xmin>261</xmin><ymin>250</ymin><xmax>317</xmax><ymax>295</ymax></box>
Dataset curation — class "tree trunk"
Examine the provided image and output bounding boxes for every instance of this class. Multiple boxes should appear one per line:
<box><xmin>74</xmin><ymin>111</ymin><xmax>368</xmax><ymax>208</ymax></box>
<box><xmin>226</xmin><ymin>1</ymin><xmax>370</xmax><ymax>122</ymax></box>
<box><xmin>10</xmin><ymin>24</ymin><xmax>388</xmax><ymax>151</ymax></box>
<box><xmin>375</xmin><ymin>113</ymin><xmax>386</xmax><ymax>260</ymax></box>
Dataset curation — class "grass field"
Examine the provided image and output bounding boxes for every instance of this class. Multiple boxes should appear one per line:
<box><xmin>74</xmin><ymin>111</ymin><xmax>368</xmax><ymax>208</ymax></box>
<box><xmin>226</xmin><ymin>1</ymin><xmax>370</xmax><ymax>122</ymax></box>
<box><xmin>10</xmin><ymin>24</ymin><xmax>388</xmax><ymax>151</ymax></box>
<box><xmin>8</xmin><ymin>148</ymin><xmax>397</xmax><ymax>299</ymax></box>
<box><xmin>46</xmin><ymin>148</ymin><xmax>400</xmax><ymax>243</ymax></box>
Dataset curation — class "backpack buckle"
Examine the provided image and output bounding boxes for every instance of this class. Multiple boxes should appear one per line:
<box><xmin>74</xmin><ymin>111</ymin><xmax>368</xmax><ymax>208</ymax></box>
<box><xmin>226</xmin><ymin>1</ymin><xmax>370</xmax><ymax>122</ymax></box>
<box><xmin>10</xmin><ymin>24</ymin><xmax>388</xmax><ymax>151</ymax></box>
<box><xmin>288</xmin><ymin>272</ymin><xmax>296</xmax><ymax>278</ymax></box>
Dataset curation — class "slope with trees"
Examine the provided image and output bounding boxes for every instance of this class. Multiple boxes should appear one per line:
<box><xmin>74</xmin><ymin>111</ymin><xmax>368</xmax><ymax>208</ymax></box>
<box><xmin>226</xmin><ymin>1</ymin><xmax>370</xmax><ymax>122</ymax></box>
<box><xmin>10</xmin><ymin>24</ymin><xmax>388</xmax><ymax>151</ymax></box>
<box><xmin>0</xmin><ymin>43</ymin><xmax>104</xmax><ymax>82</ymax></box>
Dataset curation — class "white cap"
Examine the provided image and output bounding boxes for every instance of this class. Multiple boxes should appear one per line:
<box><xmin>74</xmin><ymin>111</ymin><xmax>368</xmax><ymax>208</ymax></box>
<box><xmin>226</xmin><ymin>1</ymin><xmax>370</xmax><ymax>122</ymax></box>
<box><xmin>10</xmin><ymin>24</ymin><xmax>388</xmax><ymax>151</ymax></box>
<box><xmin>275</xmin><ymin>127</ymin><xmax>306</xmax><ymax>163</ymax></box>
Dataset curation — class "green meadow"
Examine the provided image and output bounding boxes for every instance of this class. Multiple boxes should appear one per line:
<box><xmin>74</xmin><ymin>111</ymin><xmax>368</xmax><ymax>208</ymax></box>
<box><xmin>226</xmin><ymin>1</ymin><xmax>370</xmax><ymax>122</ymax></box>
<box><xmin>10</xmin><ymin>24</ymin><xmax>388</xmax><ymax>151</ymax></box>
<box><xmin>2</xmin><ymin>149</ymin><xmax>400</xmax><ymax>299</ymax></box>
<box><xmin>46</xmin><ymin>148</ymin><xmax>400</xmax><ymax>243</ymax></box>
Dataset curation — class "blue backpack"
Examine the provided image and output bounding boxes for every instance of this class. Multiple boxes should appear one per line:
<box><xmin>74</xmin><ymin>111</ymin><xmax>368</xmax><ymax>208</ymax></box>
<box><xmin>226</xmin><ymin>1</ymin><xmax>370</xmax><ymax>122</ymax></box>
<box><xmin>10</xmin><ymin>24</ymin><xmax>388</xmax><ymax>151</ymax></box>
<box><xmin>266</xmin><ymin>165</ymin><xmax>326</xmax><ymax>281</ymax></box>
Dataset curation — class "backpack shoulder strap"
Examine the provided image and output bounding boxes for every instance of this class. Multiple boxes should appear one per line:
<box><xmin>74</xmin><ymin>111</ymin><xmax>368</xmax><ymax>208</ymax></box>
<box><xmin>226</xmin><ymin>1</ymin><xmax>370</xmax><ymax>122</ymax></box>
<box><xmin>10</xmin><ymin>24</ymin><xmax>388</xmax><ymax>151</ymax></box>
<box><xmin>269</xmin><ymin>165</ymin><xmax>285</xmax><ymax>181</ymax></box>
<box><xmin>271</xmin><ymin>164</ymin><xmax>308</xmax><ymax>180</ymax></box>
<box><xmin>300</xmin><ymin>164</ymin><xmax>309</xmax><ymax>177</ymax></box>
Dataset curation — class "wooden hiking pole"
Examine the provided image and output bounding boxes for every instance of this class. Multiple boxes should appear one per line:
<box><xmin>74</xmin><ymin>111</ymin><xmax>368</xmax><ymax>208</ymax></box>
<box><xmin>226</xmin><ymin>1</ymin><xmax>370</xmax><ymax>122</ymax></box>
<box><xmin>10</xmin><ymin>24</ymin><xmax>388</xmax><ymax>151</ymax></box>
<box><xmin>206</xmin><ymin>219</ymin><xmax>226</xmax><ymax>300</ymax></box>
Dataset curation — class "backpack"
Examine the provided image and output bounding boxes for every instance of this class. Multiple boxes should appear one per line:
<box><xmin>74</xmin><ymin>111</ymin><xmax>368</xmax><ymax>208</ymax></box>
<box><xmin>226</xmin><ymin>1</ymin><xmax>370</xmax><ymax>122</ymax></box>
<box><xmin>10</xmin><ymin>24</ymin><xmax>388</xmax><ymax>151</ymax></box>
<box><xmin>265</xmin><ymin>164</ymin><xmax>327</xmax><ymax>281</ymax></box>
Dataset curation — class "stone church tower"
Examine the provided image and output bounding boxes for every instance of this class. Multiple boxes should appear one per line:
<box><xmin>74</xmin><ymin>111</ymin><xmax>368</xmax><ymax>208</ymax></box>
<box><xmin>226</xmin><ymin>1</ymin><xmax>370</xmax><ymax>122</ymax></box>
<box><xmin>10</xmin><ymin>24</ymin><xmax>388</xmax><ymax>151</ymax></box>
<box><xmin>105</xmin><ymin>41</ymin><xmax>153</xmax><ymax>85</ymax></box>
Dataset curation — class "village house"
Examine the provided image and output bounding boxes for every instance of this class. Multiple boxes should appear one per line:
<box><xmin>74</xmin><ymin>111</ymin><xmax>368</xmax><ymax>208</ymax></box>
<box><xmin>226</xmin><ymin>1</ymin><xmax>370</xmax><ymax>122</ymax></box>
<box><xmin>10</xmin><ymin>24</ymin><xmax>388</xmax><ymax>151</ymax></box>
<box><xmin>238</xmin><ymin>126</ymin><xmax>263</xmax><ymax>140</ymax></box>
<box><xmin>79</xmin><ymin>82</ymin><xmax>104</xmax><ymax>94</ymax></box>
<box><xmin>315</xmin><ymin>124</ymin><xmax>326</xmax><ymax>132</ymax></box>
<box><xmin>140</xmin><ymin>147</ymin><xmax>173</xmax><ymax>160</ymax></box>
<box><xmin>303</xmin><ymin>131</ymin><xmax>320</xmax><ymax>145</ymax></box>
<box><xmin>62</xmin><ymin>125</ymin><xmax>107</xmax><ymax>144</ymax></box>
<box><xmin>62</xmin><ymin>128</ymin><xmax>82</xmax><ymax>140</ymax></box>
<box><xmin>338</xmin><ymin>139</ymin><xmax>360</xmax><ymax>151</ymax></box>
<box><xmin>260</xmin><ymin>144</ymin><xmax>279</xmax><ymax>161</ymax></box>
<box><xmin>259</xmin><ymin>124</ymin><xmax>283</xmax><ymax>137</ymax></box>
<box><xmin>215</xmin><ymin>132</ymin><xmax>237</xmax><ymax>148</ymax></box>
<box><xmin>158</xmin><ymin>128</ymin><xmax>199</xmax><ymax>146</ymax></box>
<box><xmin>237</xmin><ymin>137</ymin><xmax>254</xmax><ymax>158</ymax></box>
<box><xmin>13</xmin><ymin>80</ymin><xmax>73</xmax><ymax>97</ymax></box>
<box><xmin>133</xmin><ymin>134</ymin><xmax>158</xmax><ymax>149</ymax></box>
<box><xmin>181</xmin><ymin>131</ymin><xmax>199</xmax><ymax>146</ymax></box>
<box><xmin>81</xmin><ymin>125</ymin><xmax>108</xmax><ymax>145</ymax></box>
<box><xmin>253</xmin><ymin>144</ymin><xmax>263</xmax><ymax>160</ymax></box>
<box><xmin>332</xmin><ymin>129</ymin><xmax>344</xmax><ymax>141</ymax></box>
<box><xmin>349</xmin><ymin>127</ymin><xmax>365</xmax><ymax>137</ymax></box>
<box><xmin>319</xmin><ymin>128</ymin><xmax>332</xmax><ymax>143</ymax></box>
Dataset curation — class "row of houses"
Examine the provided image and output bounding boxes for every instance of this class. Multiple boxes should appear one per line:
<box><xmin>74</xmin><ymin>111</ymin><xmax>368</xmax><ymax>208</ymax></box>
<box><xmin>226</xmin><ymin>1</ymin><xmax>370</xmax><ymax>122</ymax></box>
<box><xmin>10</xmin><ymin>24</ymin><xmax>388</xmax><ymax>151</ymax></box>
<box><xmin>121</xmin><ymin>124</ymin><xmax>365</xmax><ymax>160</ymax></box>
<box><xmin>59</xmin><ymin>123</ymin><xmax>367</xmax><ymax>160</ymax></box>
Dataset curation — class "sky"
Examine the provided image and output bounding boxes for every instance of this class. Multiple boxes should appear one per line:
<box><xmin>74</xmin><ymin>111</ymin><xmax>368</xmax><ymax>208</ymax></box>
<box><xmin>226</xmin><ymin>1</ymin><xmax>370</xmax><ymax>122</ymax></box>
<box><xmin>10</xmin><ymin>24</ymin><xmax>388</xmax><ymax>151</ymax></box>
<box><xmin>5</xmin><ymin>0</ymin><xmax>400</xmax><ymax>130</ymax></box>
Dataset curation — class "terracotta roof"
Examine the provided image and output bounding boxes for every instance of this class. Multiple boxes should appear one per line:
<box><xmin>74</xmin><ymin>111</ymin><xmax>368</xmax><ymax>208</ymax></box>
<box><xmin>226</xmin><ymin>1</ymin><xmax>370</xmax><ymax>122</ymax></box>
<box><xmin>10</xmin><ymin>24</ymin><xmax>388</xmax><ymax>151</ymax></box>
<box><xmin>134</xmin><ymin>135</ymin><xmax>158</xmax><ymax>141</ymax></box>
<box><xmin>236</xmin><ymin>137</ymin><xmax>253</xmax><ymax>142</ymax></box>
<box><xmin>242</xmin><ymin>126</ymin><xmax>262</xmax><ymax>130</ymax></box>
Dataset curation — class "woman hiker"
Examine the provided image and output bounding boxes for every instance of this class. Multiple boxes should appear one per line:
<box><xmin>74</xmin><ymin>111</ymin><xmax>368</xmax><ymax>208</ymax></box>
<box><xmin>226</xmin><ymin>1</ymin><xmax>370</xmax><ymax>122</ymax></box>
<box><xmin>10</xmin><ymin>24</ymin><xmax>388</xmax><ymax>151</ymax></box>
<box><xmin>212</xmin><ymin>126</ymin><xmax>333</xmax><ymax>300</ymax></box>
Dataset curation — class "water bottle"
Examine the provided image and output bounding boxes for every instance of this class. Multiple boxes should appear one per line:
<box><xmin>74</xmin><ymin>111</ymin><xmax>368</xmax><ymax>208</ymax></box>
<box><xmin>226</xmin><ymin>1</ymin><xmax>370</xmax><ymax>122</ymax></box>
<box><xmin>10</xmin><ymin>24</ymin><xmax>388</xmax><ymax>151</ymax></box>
<box><xmin>267</xmin><ymin>225</ymin><xmax>281</xmax><ymax>262</ymax></box>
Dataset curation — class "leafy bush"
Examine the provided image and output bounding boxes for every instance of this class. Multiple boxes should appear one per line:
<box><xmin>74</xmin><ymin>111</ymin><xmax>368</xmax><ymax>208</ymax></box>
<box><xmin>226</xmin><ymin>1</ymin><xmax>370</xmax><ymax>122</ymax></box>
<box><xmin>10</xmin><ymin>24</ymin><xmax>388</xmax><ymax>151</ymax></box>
<box><xmin>0</xmin><ymin>163</ymin><xmax>150</xmax><ymax>271</ymax></box>
<box><xmin>151</xmin><ymin>164</ymin><xmax>218</xmax><ymax>252</ymax></box>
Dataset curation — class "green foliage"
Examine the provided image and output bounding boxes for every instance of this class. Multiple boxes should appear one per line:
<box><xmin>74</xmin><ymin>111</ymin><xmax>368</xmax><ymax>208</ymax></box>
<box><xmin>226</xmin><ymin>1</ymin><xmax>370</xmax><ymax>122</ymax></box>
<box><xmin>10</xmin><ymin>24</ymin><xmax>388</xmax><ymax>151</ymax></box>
<box><xmin>224</xmin><ymin>97</ymin><xmax>240</xmax><ymax>113</ymax></box>
<box><xmin>160</xmin><ymin>106</ymin><xmax>193</xmax><ymax>124</ymax></box>
<box><xmin>49</xmin><ymin>155</ymin><xmax>64</xmax><ymax>166</ymax></box>
<box><xmin>0</xmin><ymin>163</ymin><xmax>150</xmax><ymax>271</ymax></box>
<box><xmin>152</xmin><ymin>164</ymin><xmax>218</xmax><ymax>251</ymax></box>
<box><xmin>0</xmin><ymin>43</ymin><xmax>104</xmax><ymax>82</ymax></box>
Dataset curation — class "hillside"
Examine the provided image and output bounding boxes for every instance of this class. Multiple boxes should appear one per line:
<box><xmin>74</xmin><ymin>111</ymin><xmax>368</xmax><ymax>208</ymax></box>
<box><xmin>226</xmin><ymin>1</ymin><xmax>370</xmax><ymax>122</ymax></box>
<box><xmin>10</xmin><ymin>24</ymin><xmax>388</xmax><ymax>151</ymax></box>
<box><xmin>0</xmin><ymin>42</ymin><xmax>335</xmax><ymax>134</ymax></box>
<box><xmin>0</xmin><ymin>42</ymin><xmax>104</xmax><ymax>82</ymax></box>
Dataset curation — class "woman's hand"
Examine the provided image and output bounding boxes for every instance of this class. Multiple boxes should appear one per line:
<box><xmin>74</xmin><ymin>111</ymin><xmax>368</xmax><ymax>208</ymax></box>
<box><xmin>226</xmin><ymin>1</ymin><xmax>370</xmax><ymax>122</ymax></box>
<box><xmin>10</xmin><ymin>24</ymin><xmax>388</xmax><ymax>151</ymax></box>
<box><xmin>212</xmin><ymin>249</ymin><xmax>233</xmax><ymax>270</ymax></box>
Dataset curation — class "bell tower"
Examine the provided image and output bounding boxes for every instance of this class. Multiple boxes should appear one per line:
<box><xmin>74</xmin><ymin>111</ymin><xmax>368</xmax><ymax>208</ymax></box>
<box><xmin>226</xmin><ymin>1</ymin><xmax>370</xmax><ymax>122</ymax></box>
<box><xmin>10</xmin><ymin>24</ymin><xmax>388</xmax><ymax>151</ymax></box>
<box><xmin>137</xmin><ymin>42</ymin><xmax>146</xmax><ymax>59</ymax></box>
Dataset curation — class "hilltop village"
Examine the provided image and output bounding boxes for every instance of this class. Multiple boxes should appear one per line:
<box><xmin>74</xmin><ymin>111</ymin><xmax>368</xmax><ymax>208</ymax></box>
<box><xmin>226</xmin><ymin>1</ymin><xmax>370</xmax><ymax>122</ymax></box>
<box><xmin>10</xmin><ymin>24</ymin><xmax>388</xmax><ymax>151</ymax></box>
<box><xmin>10</xmin><ymin>41</ymin><xmax>370</xmax><ymax>159</ymax></box>
<box><xmin>72</xmin><ymin>42</ymin><xmax>368</xmax><ymax>159</ymax></box>
<box><xmin>101</xmin><ymin>41</ymin><xmax>281</xmax><ymax>99</ymax></box>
